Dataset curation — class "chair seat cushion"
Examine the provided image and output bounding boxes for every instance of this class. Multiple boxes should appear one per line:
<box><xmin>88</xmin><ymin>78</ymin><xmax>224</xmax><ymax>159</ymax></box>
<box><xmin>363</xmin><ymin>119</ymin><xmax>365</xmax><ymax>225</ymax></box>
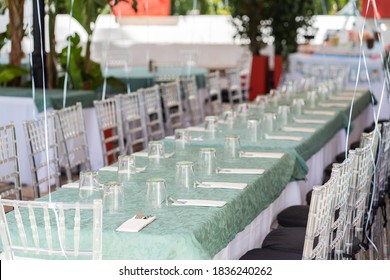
<box><xmin>240</xmin><ymin>248</ymin><xmax>302</xmax><ymax>260</ymax></box>
<box><xmin>262</xmin><ymin>227</ymin><xmax>306</xmax><ymax>254</ymax></box>
<box><xmin>277</xmin><ymin>205</ymin><xmax>309</xmax><ymax>227</ymax></box>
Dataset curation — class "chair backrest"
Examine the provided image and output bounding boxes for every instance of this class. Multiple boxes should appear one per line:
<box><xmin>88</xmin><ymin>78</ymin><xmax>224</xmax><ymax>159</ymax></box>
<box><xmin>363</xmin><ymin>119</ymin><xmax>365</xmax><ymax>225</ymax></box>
<box><xmin>138</xmin><ymin>85</ymin><xmax>165</xmax><ymax>141</ymax></box>
<box><xmin>302</xmin><ymin>174</ymin><xmax>337</xmax><ymax>260</ymax></box>
<box><xmin>0</xmin><ymin>123</ymin><xmax>22</xmax><ymax>200</ymax></box>
<box><xmin>205</xmin><ymin>71</ymin><xmax>222</xmax><ymax>115</ymax></box>
<box><xmin>238</xmin><ymin>49</ymin><xmax>252</xmax><ymax>101</ymax></box>
<box><xmin>328</xmin><ymin>155</ymin><xmax>355</xmax><ymax>260</ymax></box>
<box><xmin>23</xmin><ymin>113</ymin><xmax>60</xmax><ymax>198</ymax></box>
<box><xmin>225</xmin><ymin>68</ymin><xmax>243</xmax><ymax>105</ymax></box>
<box><xmin>0</xmin><ymin>198</ymin><xmax>103</xmax><ymax>260</ymax></box>
<box><xmin>115</xmin><ymin>92</ymin><xmax>149</xmax><ymax>154</ymax></box>
<box><xmin>160</xmin><ymin>80</ymin><xmax>184</xmax><ymax>135</ymax></box>
<box><xmin>56</xmin><ymin>103</ymin><xmax>91</xmax><ymax>183</ymax></box>
<box><xmin>180</xmin><ymin>76</ymin><xmax>203</xmax><ymax>126</ymax></box>
<box><xmin>93</xmin><ymin>98</ymin><xmax>124</xmax><ymax>166</ymax></box>
<box><xmin>344</xmin><ymin>143</ymin><xmax>373</xmax><ymax>259</ymax></box>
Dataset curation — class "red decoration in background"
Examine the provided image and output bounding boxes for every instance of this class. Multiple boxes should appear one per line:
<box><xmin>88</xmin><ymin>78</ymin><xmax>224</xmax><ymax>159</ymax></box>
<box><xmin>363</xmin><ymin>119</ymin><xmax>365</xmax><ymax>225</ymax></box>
<box><xmin>112</xmin><ymin>0</ymin><xmax>171</xmax><ymax>16</ymax></box>
<box><xmin>249</xmin><ymin>55</ymin><xmax>269</xmax><ymax>100</ymax></box>
<box><xmin>273</xmin><ymin>55</ymin><xmax>283</xmax><ymax>89</ymax></box>
<box><xmin>361</xmin><ymin>0</ymin><xmax>390</xmax><ymax>18</ymax></box>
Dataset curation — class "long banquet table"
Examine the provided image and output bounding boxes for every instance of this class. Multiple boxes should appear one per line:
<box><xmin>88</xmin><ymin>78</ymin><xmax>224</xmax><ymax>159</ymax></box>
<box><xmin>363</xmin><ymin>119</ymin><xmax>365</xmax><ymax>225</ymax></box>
<box><xmin>0</xmin><ymin>89</ymin><xmax>375</xmax><ymax>259</ymax></box>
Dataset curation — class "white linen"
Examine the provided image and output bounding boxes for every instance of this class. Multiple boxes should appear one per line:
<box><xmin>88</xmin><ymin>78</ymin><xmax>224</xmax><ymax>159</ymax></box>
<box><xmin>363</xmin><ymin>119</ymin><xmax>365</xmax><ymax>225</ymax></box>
<box><xmin>239</xmin><ymin>152</ymin><xmax>284</xmax><ymax>159</ymax></box>
<box><xmin>171</xmin><ymin>199</ymin><xmax>226</xmax><ymax>207</ymax></box>
<box><xmin>196</xmin><ymin>182</ymin><xmax>247</xmax><ymax>190</ymax></box>
<box><xmin>217</xmin><ymin>168</ymin><xmax>265</xmax><ymax>175</ymax></box>
<box><xmin>116</xmin><ymin>216</ymin><xmax>156</xmax><ymax>233</ymax></box>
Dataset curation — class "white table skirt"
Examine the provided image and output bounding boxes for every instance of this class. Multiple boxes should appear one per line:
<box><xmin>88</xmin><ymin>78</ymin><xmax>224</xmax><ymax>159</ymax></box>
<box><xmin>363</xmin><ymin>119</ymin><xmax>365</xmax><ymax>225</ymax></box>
<box><xmin>214</xmin><ymin>105</ymin><xmax>374</xmax><ymax>260</ymax></box>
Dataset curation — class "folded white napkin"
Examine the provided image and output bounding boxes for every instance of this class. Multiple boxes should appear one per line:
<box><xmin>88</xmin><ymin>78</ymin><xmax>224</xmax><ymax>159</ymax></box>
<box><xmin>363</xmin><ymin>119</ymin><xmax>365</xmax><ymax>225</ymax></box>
<box><xmin>265</xmin><ymin>134</ymin><xmax>303</xmax><ymax>141</ymax></box>
<box><xmin>116</xmin><ymin>215</ymin><xmax>156</xmax><ymax>233</ymax></box>
<box><xmin>304</xmin><ymin>110</ymin><xmax>336</xmax><ymax>116</ymax></box>
<box><xmin>328</xmin><ymin>95</ymin><xmax>354</xmax><ymax>101</ymax></box>
<box><xmin>239</xmin><ymin>151</ymin><xmax>284</xmax><ymax>159</ymax></box>
<box><xmin>282</xmin><ymin>126</ymin><xmax>316</xmax><ymax>133</ymax></box>
<box><xmin>185</xmin><ymin>126</ymin><xmax>205</xmax><ymax>132</ymax></box>
<box><xmin>165</xmin><ymin>135</ymin><xmax>175</xmax><ymax>140</ymax></box>
<box><xmin>165</xmin><ymin>135</ymin><xmax>203</xmax><ymax>141</ymax></box>
<box><xmin>61</xmin><ymin>182</ymin><xmax>79</xmax><ymax>189</ymax></box>
<box><xmin>197</xmin><ymin>182</ymin><xmax>247</xmax><ymax>189</ymax></box>
<box><xmin>132</xmin><ymin>152</ymin><xmax>174</xmax><ymax>158</ymax></box>
<box><xmin>294</xmin><ymin>118</ymin><xmax>327</xmax><ymax>124</ymax></box>
<box><xmin>343</xmin><ymin>91</ymin><xmax>364</xmax><ymax>97</ymax></box>
<box><xmin>318</xmin><ymin>102</ymin><xmax>349</xmax><ymax>108</ymax></box>
<box><xmin>217</xmin><ymin>168</ymin><xmax>265</xmax><ymax>175</ymax></box>
<box><xmin>99</xmin><ymin>166</ymin><xmax>118</xmax><ymax>172</ymax></box>
<box><xmin>172</xmin><ymin>199</ymin><xmax>226</xmax><ymax>207</ymax></box>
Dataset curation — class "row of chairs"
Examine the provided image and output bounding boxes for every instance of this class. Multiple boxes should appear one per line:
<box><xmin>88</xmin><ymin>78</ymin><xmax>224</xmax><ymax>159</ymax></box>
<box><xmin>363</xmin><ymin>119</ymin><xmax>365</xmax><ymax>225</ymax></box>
<box><xmin>240</xmin><ymin>123</ymin><xmax>389</xmax><ymax>259</ymax></box>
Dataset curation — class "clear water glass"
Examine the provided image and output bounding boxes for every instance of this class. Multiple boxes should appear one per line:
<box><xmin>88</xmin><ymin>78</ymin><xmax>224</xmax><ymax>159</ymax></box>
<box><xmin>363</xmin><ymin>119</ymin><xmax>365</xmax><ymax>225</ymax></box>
<box><xmin>292</xmin><ymin>98</ymin><xmax>305</xmax><ymax>117</ymax></box>
<box><xmin>148</xmin><ymin>141</ymin><xmax>165</xmax><ymax>167</ymax></box>
<box><xmin>145</xmin><ymin>178</ymin><xmax>167</xmax><ymax>209</ymax></box>
<box><xmin>175</xmin><ymin>161</ymin><xmax>195</xmax><ymax>190</ymax></box>
<box><xmin>246</xmin><ymin>119</ymin><xmax>259</xmax><ymax>142</ymax></box>
<box><xmin>277</xmin><ymin>105</ymin><xmax>290</xmax><ymax>128</ymax></box>
<box><xmin>174</xmin><ymin>129</ymin><xmax>189</xmax><ymax>155</ymax></box>
<box><xmin>204</xmin><ymin>116</ymin><xmax>218</xmax><ymax>131</ymax></box>
<box><xmin>103</xmin><ymin>181</ymin><xmax>124</xmax><ymax>214</ymax></box>
<box><xmin>224</xmin><ymin>134</ymin><xmax>241</xmax><ymax>160</ymax></box>
<box><xmin>262</xmin><ymin>112</ymin><xmax>276</xmax><ymax>134</ymax></box>
<box><xmin>198</xmin><ymin>148</ymin><xmax>217</xmax><ymax>176</ymax></box>
<box><xmin>307</xmin><ymin>90</ymin><xmax>317</xmax><ymax>108</ymax></box>
<box><xmin>79</xmin><ymin>170</ymin><xmax>100</xmax><ymax>201</ymax></box>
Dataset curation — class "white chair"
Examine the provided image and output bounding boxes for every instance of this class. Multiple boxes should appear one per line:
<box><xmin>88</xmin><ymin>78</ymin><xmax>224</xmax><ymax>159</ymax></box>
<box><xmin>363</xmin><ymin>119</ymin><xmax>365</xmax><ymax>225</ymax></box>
<box><xmin>160</xmin><ymin>80</ymin><xmax>184</xmax><ymax>135</ymax></box>
<box><xmin>238</xmin><ymin>49</ymin><xmax>252</xmax><ymax>101</ymax></box>
<box><xmin>205</xmin><ymin>71</ymin><xmax>222</xmax><ymax>115</ymax></box>
<box><xmin>56</xmin><ymin>103</ymin><xmax>91</xmax><ymax>183</ymax></box>
<box><xmin>138</xmin><ymin>85</ymin><xmax>165</xmax><ymax>141</ymax></box>
<box><xmin>115</xmin><ymin>92</ymin><xmax>149</xmax><ymax>154</ymax></box>
<box><xmin>180</xmin><ymin>76</ymin><xmax>203</xmax><ymax>126</ymax></box>
<box><xmin>0</xmin><ymin>123</ymin><xmax>22</xmax><ymax>200</ymax></box>
<box><xmin>0</xmin><ymin>198</ymin><xmax>103</xmax><ymax>260</ymax></box>
<box><xmin>93</xmin><ymin>98</ymin><xmax>124</xmax><ymax>166</ymax></box>
<box><xmin>23</xmin><ymin>113</ymin><xmax>60</xmax><ymax>198</ymax></box>
<box><xmin>225</xmin><ymin>68</ymin><xmax>243</xmax><ymax>106</ymax></box>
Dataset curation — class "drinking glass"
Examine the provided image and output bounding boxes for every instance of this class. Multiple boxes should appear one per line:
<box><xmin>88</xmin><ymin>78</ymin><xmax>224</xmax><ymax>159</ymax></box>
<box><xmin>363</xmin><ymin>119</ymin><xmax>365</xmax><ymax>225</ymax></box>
<box><xmin>204</xmin><ymin>116</ymin><xmax>218</xmax><ymax>131</ymax></box>
<box><xmin>223</xmin><ymin>110</ymin><xmax>235</xmax><ymax>125</ymax></box>
<box><xmin>148</xmin><ymin>141</ymin><xmax>165</xmax><ymax>167</ymax></box>
<box><xmin>236</xmin><ymin>103</ymin><xmax>249</xmax><ymax>115</ymax></box>
<box><xmin>79</xmin><ymin>170</ymin><xmax>100</xmax><ymax>201</ymax></box>
<box><xmin>224</xmin><ymin>134</ymin><xmax>241</xmax><ymax>160</ymax></box>
<box><xmin>246</xmin><ymin>119</ymin><xmax>259</xmax><ymax>142</ymax></box>
<box><xmin>254</xmin><ymin>95</ymin><xmax>268</xmax><ymax>110</ymax></box>
<box><xmin>174</xmin><ymin>129</ymin><xmax>189</xmax><ymax>155</ymax></box>
<box><xmin>175</xmin><ymin>161</ymin><xmax>195</xmax><ymax>190</ymax></box>
<box><xmin>103</xmin><ymin>181</ymin><xmax>124</xmax><ymax>214</ymax></box>
<box><xmin>145</xmin><ymin>178</ymin><xmax>167</xmax><ymax>209</ymax></box>
<box><xmin>292</xmin><ymin>98</ymin><xmax>305</xmax><ymax>117</ymax></box>
<box><xmin>198</xmin><ymin>148</ymin><xmax>217</xmax><ymax>176</ymax></box>
<box><xmin>277</xmin><ymin>105</ymin><xmax>290</xmax><ymax>128</ymax></box>
<box><xmin>307</xmin><ymin>90</ymin><xmax>317</xmax><ymax>108</ymax></box>
<box><xmin>262</xmin><ymin>113</ymin><xmax>276</xmax><ymax>134</ymax></box>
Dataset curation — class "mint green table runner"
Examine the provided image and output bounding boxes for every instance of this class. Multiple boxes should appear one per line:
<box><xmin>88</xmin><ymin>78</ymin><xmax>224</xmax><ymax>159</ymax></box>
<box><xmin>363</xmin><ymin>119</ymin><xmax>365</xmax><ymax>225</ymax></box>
<box><xmin>2</xmin><ymin>146</ymin><xmax>295</xmax><ymax>259</ymax></box>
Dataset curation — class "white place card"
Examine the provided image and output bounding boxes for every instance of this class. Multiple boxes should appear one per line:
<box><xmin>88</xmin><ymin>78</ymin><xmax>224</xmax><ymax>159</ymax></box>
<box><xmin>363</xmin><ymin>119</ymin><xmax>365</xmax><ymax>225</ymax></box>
<box><xmin>265</xmin><ymin>134</ymin><xmax>303</xmax><ymax>141</ymax></box>
<box><xmin>197</xmin><ymin>182</ymin><xmax>247</xmax><ymax>190</ymax></box>
<box><xmin>294</xmin><ymin>118</ymin><xmax>327</xmax><ymax>124</ymax></box>
<box><xmin>132</xmin><ymin>152</ymin><xmax>174</xmax><ymax>158</ymax></box>
<box><xmin>217</xmin><ymin>168</ymin><xmax>265</xmax><ymax>175</ymax></box>
<box><xmin>282</xmin><ymin>126</ymin><xmax>316</xmax><ymax>133</ymax></box>
<box><xmin>185</xmin><ymin>126</ymin><xmax>205</xmax><ymax>132</ymax></box>
<box><xmin>239</xmin><ymin>151</ymin><xmax>284</xmax><ymax>159</ymax></box>
<box><xmin>61</xmin><ymin>182</ymin><xmax>79</xmax><ymax>189</ymax></box>
<box><xmin>116</xmin><ymin>215</ymin><xmax>156</xmax><ymax>233</ymax></box>
<box><xmin>171</xmin><ymin>199</ymin><xmax>226</xmax><ymax>207</ymax></box>
<box><xmin>304</xmin><ymin>110</ymin><xmax>336</xmax><ymax>116</ymax></box>
<box><xmin>318</xmin><ymin>102</ymin><xmax>349</xmax><ymax>108</ymax></box>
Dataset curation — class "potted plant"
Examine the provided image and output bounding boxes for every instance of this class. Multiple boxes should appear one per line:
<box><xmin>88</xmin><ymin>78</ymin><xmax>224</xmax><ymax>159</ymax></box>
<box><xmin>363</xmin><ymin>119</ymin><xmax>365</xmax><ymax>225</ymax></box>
<box><xmin>230</xmin><ymin>0</ymin><xmax>318</xmax><ymax>95</ymax></box>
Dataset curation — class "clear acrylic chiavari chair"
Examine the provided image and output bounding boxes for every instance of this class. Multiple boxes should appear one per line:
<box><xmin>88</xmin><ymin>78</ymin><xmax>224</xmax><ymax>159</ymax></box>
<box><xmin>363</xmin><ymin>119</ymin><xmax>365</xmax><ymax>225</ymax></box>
<box><xmin>159</xmin><ymin>80</ymin><xmax>184</xmax><ymax>135</ymax></box>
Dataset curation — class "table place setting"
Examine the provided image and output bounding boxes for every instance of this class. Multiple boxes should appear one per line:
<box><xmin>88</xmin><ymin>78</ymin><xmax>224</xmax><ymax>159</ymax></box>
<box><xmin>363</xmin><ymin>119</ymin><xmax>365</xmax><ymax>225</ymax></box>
<box><xmin>293</xmin><ymin>118</ymin><xmax>327</xmax><ymax>124</ymax></box>
<box><xmin>115</xmin><ymin>214</ymin><xmax>157</xmax><ymax>233</ymax></box>
<box><xmin>98</xmin><ymin>166</ymin><xmax>146</xmax><ymax>173</ymax></box>
<box><xmin>328</xmin><ymin>95</ymin><xmax>355</xmax><ymax>101</ymax></box>
<box><xmin>216</xmin><ymin>168</ymin><xmax>265</xmax><ymax>175</ymax></box>
<box><xmin>185</xmin><ymin>126</ymin><xmax>206</xmax><ymax>132</ymax></box>
<box><xmin>169</xmin><ymin>198</ymin><xmax>227</xmax><ymax>207</ymax></box>
<box><xmin>239</xmin><ymin>151</ymin><xmax>285</xmax><ymax>159</ymax></box>
<box><xmin>281</xmin><ymin>126</ymin><xmax>316</xmax><ymax>133</ymax></box>
<box><xmin>264</xmin><ymin>134</ymin><xmax>304</xmax><ymax>141</ymax></box>
<box><xmin>195</xmin><ymin>181</ymin><xmax>247</xmax><ymax>190</ymax></box>
<box><xmin>303</xmin><ymin>109</ymin><xmax>337</xmax><ymax>116</ymax></box>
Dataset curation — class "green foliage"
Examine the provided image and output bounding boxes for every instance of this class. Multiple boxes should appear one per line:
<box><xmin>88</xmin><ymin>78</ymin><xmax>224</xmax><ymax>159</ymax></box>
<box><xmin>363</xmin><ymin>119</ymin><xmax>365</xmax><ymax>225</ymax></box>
<box><xmin>172</xmin><ymin>0</ymin><xmax>228</xmax><ymax>15</ymax></box>
<box><xmin>58</xmin><ymin>33</ymin><xmax>103</xmax><ymax>90</ymax></box>
<box><xmin>0</xmin><ymin>24</ymin><xmax>9</xmax><ymax>50</ymax></box>
<box><xmin>0</xmin><ymin>64</ymin><xmax>29</xmax><ymax>85</ymax></box>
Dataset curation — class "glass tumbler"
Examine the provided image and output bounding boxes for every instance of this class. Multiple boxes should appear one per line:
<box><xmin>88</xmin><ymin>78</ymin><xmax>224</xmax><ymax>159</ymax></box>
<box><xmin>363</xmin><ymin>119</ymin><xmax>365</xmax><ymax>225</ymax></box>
<box><xmin>292</xmin><ymin>98</ymin><xmax>305</xmax><ymax>117</ymax></box>
<box><xmin>247</xmin><ymin>119</ymin><xmax>259</xmax><ymax>142</ymax></box>
<box><xmin>148</xmin><ymin>141</ymin><xmax>165</xmax><ymax>167</ymax></box>
<box><xmin>198</xmin><ymin>148</ymin><xmax>217</xmax><ymax>176</ymax></box>
<box><xmin>307</xmin><ymin>90</ymin><xmax>317</xmax><ymax>108</ymax></box>
<box><xmin>224</xmin><ymin>134</ymin><xmax>241</xmax><ymax>160</ymax></box>
<box><xmin>145</xmin><ymin>178</ymin><xmax>167</xmax><ymax>209</ymax></box>
<box><xmin>204</xmin><ymin>116</ymin><xmax>218</xmax><ymax>131</ymax></box>
<box><xmin>103</xmin><ymin>181</ymin><xmax>124</xmax><ymax>214</ymax></box>
<box><xmin>262</xmin><ymin>113</ymin><xmax>276</xmax><ymax>135</ymax></box>
<box><xmin>79</xmin><ymin>170</ymin><xmax>100</xmax><ymax>201</ymax></box>
<box><xmin>174</xmin><ymin>129</ymin><xmax>189</xmax><ymax>155</ymax></box>
<box><xmin>277</xmin><ymin>105</ymin><xmax>290</xmax><ymax>128</ymax></box>
<box><xmin>175</xmin><ymin>161</ymin><xmax>195</xmax><ymax>190</ymax></box>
